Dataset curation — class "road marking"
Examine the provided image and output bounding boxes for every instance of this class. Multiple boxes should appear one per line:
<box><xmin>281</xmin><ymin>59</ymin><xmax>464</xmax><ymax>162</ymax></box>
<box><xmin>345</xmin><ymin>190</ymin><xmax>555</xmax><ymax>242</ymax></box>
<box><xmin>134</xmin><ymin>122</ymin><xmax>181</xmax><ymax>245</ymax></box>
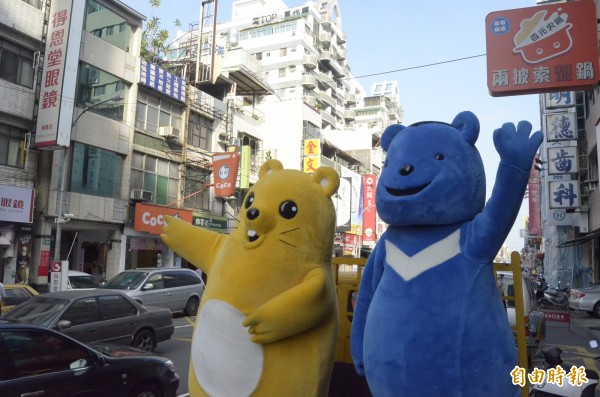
<box><xmin>184</xmin><ymin>316</ymin><xmax>196</xmax><ymax>326</ymax></box>
<box><xmin>175</xmin><ymin>324</ymin><xmax>194</xmax><ymax>329</ymax></box>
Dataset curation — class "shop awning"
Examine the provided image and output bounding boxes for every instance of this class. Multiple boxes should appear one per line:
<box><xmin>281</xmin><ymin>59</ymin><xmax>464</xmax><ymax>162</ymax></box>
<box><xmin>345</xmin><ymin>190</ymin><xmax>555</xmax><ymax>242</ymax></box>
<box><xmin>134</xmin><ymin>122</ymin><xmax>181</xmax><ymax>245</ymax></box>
<box><xmin>557</xmin><ymin>229</ymin><xmax>600</xmax><ymax>248</ymax></box>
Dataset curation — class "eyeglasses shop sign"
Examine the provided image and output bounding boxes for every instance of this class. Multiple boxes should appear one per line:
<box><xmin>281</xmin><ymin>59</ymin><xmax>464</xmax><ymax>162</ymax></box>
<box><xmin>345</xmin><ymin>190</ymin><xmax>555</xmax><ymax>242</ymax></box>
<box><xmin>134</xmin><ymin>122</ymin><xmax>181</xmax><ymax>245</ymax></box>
<box><xmin>0</xmin><ymin>185</ymin><xmax>34</xmax><ymax>223</ymax></box>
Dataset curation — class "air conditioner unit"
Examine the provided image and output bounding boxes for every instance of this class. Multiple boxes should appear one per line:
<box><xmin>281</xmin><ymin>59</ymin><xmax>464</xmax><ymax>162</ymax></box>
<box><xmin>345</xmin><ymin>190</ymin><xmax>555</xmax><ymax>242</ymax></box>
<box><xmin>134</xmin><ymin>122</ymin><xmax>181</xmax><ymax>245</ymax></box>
<box><xmin>158</xmin><ymin>126</ymin><xmax>181</xmax><ymax>139</ymax></box>
<box><xmin>130</xmin><ymin>189</ymin><xmax>153</xmax><ymax>202</ymax></box>
<box><xmin>218</xmin><ymin>132</ymin><xmax>229</xmax><ymax>146</ymax></box>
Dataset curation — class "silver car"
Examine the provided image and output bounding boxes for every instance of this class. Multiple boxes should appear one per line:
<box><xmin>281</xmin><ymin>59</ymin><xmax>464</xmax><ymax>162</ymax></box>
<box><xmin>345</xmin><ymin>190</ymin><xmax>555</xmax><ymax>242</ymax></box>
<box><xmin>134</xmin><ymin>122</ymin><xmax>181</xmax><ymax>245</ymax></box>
<box><xmin>569</xmin><ymin>283</ymin><xmax>600</xmax><ymax>317</ymax></box>
<box><xmin>102</xmin><ymin>268</ymin><xmax>204</xmax><ymax>316</ymax></box>
<box><xmin>0</xmin><ymin>289</ymin><xmax>174</xmax><ymax>352</ymax></box>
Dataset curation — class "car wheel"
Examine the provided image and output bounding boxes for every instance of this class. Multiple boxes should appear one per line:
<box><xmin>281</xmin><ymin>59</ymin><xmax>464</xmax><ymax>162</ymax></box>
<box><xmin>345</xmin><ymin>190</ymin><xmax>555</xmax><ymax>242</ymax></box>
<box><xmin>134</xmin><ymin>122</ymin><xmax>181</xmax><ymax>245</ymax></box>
<box><xmin>129</xmin><ymin>383</ymin><xmax>161</xmax><ymax>397</ymax></box>
<box><xmin>132</xmin><ymin>329</ymin><xmax>155</xmax><ymax>352</ymax></box>
<box><xmin>184</xmin><ymin>297</ymin><xmax>199</xmax><ymax>316</ymax></box>
<box><xmin>593</xmin><ymin>303</ymin><xmax>600</xmax><ymax>318</ymax></box>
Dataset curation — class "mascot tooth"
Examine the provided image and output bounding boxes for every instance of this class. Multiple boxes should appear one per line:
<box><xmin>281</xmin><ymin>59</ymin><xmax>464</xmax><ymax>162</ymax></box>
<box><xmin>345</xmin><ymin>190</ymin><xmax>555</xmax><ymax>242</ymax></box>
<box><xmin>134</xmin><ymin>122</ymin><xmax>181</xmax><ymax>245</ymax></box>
<box><xmin>161</xmin><ymin>159</ymin><xmax>340</xmax><ymax>397</ymax></box>
<box><xmin>350</xmin><ymin>111</ymin><xmax>543</xmax><ymax>397</ymax></box>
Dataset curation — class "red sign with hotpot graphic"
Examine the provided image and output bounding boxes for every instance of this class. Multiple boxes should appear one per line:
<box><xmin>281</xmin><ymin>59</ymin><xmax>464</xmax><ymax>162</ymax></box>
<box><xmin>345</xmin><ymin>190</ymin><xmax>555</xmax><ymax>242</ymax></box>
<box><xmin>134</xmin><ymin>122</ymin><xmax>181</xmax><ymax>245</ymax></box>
<box><xmin>486</xmin><ymin>1</ymin><xmax>599</xmax><ymax>96</ymax></box>
<box><xmin>134</xmin><ymin>203</ymin><xmax>193</xmax><ymax>235</ymax></box>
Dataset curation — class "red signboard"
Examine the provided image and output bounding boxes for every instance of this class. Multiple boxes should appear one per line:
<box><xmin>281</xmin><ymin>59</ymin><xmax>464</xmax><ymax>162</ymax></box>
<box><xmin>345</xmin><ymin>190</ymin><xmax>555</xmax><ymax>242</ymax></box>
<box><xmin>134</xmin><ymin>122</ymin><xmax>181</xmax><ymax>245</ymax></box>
<box><xmin>134</xmin><ymin>203</ymin><xmax>193</xmax><ymax>235</ymax></box>
<box><xmin>543</xmin><ymin>309</ymin><xmax>570</xmax><ymax>323</ymax></box>
<box><xmin>212</xmin><ymin>152</ymin><xmax>240</xmax><ymax>197</ymax></box>
<box><xmin>486</xmin><ymin>1</ymin><xmax>599</xmax><ymax>96</ymax></box>
<box><xmin>362</xmin><ymin>174</ymin><xmax>377</xmax><ymax>243</ymax></box>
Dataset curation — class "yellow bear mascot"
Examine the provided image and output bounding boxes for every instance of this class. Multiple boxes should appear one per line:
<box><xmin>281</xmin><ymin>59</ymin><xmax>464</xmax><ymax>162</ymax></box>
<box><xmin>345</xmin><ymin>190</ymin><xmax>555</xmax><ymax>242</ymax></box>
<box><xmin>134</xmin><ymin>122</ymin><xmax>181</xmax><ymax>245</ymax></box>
<box><xmin>161</xmin><ymin>159</ymin><xmax>340</xmax><ymax>397</ymax></box>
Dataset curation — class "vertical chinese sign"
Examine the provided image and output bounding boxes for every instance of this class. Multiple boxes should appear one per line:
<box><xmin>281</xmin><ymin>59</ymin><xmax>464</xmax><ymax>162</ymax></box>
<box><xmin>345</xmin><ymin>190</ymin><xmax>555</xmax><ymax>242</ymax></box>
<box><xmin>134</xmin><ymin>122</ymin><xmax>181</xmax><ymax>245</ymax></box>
<box><xmin>362</xmin><ymin>174</ymin><xmax>377</xmax><ymax>243</ymax></box>
<box><xmin>35</xmin><ymin>0</ymin><xmax>84</xmax><ymax>149</ymax></box>
<box><xmin>303</xmin><ymin>139</ymin><xmax>320</xmax><ymax>173</ymax></box>
<box><xmin>486</xmin><ymin>1</ymin><xmax>599</xmax><ymax>96</ymax></box>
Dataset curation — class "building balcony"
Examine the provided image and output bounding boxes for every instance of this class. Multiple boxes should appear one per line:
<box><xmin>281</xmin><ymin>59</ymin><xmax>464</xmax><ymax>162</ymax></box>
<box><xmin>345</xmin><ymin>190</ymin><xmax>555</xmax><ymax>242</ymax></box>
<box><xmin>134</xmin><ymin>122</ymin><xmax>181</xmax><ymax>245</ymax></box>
<box><xmin>329</xmin><ymin>58</ymin><xmax>346</xmax><ymax>78</ymax></box>
<box><xmin>320</xmin><ymin>32</ymin><xmax>332</xmax><ymax>47</ymax></box>
<box><xmin>319</xmin><ymin>50</ymin><xmax>332</xmax><ymax>64</ymax></box>
<box><xmin>304</xmin><ymin>95</ymin><xmax>317</xmax><ymax>107</ymax></box>
<box><xmin>320</xmin><ymin>110</ymin><xmax>336</xmax><ymax>127</ymax></box>
<box><xmin>303</xmin><ymin>54</ymin><xmax>317</xmax><ymax>69</ymax></box>
<box><xmin>221</xmin><ymin>47</ymin><xmax>274</xmax><ymax>96</ymax></box>
<box><xmin>345</xmin><ymin>92</ymin><xmax>356</xmax><ymax>105</ymax></box>
<box><xmin>337</xmin><ymin>32</ymin><xmax>347</xmax><ymax>44</ymax></box>
<box><xmin>319</xmin><ymin>91</ymin><xmax>336</xmax><ymax>109</ymax></box>
<box><xmin>337</xmin><ymin>48</ymin><xmax>346</xmax><ymax>61</ymax></box>
<box><xmin>321</xmin><ymin>14</ymin><xmax>331</xmax><ymax>29</ymax></box>
<box><xmin>344</xmin><ymin>109</ymin><xmax>356</xmax><ymax>121</ymax></box>
<box><xmin>302</xmin><ymin>74</ymin><xmax>318</xmax><ymax>90</ymax></box>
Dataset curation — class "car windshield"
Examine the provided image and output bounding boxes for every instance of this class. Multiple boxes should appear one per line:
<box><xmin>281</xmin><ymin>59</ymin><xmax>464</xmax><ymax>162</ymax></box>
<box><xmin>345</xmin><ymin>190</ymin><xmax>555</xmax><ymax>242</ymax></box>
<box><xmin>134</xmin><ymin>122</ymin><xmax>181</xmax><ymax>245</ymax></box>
<box><xmin>70</xmin><ymin>275</ymin><xmax>99</xmax><ymax>288</ymax></box>
<box><xmin>2</xmin><ymin>297</ymin><xmax>68</xmax><ymax>327</ymax></box>
<box><xmin>103</xmin><ymin>271</ymin><xmax>148</xmax><ymax>290</ymax></box>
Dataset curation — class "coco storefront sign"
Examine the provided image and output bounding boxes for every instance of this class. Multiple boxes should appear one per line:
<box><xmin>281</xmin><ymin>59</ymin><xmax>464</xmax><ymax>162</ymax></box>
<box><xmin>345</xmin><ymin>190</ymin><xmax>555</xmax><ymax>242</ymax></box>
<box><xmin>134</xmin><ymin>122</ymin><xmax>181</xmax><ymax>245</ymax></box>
<box><xmin>486</xmin><ymin>1</ymin><xmax>600</xmax><ymax>96</ymax></box>
<box><xmin>134</xmin><ymin>203</ymin><xmax>193</xmax><ymax>235</ymax></box>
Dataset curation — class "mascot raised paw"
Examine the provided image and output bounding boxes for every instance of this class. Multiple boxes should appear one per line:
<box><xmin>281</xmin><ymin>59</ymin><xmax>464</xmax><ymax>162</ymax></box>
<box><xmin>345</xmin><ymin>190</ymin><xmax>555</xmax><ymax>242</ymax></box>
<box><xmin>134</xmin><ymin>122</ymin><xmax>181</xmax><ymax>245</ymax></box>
<box><xmin>161</xmin><ymin>159</ymin><xmax>340</xmax><ymax>397</ymax></box>
<box><xmin>350</xmin><ymin>111</ymin><xmax>543</xmax><ymax>397</ymax></box>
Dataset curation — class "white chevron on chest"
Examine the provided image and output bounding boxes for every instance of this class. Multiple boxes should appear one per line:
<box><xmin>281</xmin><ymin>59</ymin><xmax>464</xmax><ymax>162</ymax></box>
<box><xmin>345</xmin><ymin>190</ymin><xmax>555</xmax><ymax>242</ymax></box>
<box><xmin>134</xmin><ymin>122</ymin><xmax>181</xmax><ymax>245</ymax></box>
<box><xmin>385</xmin><ymin>229</ymin><xmax>461</xmax><ymax>281</ymax></box>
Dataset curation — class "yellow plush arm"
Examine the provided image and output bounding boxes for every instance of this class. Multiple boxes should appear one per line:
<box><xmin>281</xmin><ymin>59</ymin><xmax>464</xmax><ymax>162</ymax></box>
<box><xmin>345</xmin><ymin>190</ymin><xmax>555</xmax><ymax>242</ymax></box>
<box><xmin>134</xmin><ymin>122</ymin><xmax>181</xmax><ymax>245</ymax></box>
<box><xmin>160</xmin><ymin>215</ymin><xmax>226</xmax><ymax>275</ymax></box>
<box><xmin>242</xmin><ymin>267</ymin><xmax>333</xmax><ymax>344</ymax></box>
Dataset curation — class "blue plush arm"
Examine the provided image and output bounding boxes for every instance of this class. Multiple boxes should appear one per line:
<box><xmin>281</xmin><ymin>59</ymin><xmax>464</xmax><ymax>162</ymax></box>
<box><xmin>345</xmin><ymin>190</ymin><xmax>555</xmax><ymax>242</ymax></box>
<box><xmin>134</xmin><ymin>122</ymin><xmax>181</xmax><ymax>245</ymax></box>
<box><xmin>464</xmin><ymin>121</ymin><xmax>543</xmax><ymax>261</ymax></box>
<box><xmin>351</xmin><ymin>238</ymin><xmax>386</xmax><ymax>375</ymax></box>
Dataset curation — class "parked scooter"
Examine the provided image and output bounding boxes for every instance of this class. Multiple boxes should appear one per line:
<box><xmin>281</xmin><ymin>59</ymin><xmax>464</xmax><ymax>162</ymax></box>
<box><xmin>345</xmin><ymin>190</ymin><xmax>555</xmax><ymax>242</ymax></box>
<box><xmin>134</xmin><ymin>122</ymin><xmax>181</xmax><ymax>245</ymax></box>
<box><xmin>538</xmin><ymin>282</ymin><xmax>570</xmax><ymax>308</ymax></box>
<box><xmin>530</xmin><ymin>346</ymin><xmax>599</xmax><ymax>397</ymax></box>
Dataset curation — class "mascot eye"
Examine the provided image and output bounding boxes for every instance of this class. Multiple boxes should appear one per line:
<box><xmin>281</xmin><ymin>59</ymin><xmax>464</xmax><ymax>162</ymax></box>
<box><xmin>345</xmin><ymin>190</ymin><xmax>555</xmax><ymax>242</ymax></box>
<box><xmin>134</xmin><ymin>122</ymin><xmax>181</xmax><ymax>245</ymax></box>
<box><xmin>434</xmin><ymin>153</ymin><xmax>444</xmax><ymax>160</ymax></box>
<box><xmin>279</xmin><ymin>201</ymin><xmax>298</xmax><ymax>219</ymax></box>
<box><xmin>245</xmin><ymin>192</ymin><xmax>255</xmax><ymax>209</ymax></box>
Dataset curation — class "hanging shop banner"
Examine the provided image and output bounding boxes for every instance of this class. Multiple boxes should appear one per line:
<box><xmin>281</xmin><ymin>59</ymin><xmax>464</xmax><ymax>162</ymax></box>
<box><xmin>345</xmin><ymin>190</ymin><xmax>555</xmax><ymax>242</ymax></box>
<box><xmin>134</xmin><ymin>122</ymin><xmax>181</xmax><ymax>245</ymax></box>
<box><xmin>134</xmin><ymin>203</ymin><xmax>193</xmax><ymax>235</ymax></box>
<box><xmin>548</xmin><ymin>180</ymin><xmax>580</xmax><ymax>209</ymax></box>
<box><xmin>545</xmin><ymin>112</ymin><xmax>577</xmax><ymax>141</ymax></box>
<box><xmin>544</xmin><ymin>92</ymin><xmax>575</xmax><ymax>109</ymax></box>
<box><xmin>0</xmin><ymin>185</ymin><xmax>34</xmax><ymax>223</ymax></box>
<box><xmin>213</xmin><ymin>152</ymin><xmax>240</xmax><ymax>197</ymax></box>
<box><xmin>362</xmin><ymin>174</ymin><xmax>377</xmax><ymax>243</ymax></box>
<box><xmin>548</xmin><ymin>146</ymin><xmax>578</xmax><ymax>175</ymax></box>
<box><xmin>35</xmin><ymin>0</ymin><xmax>85</xmax><ymax>148</ymax></box>
<box><xmin>528</xmin><ymin>168</ymin><xmax>541</xmax><ymax>236</ymax></box>
<box><xmin>486</xmin><ymin>1</ymin><xmax>600</xmax><ymax>96</ymax></box>
<box><xmin>303</xmin><ymin>139</ymin><xmax>320</xmax><ymax>156</ymax></box>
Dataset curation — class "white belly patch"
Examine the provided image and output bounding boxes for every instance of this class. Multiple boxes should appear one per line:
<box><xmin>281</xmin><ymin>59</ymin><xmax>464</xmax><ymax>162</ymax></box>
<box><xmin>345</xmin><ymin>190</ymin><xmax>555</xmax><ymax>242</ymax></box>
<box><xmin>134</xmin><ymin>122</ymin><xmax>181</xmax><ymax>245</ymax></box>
<box><xmin>192</xmin><ymin>300</ymin><xmax>264</xmax><ymax>397</ymax></box>
<box><xmin>385</xmin><ymin>229</ymin><xmax>461</xmax><ymax>281</ymax></box>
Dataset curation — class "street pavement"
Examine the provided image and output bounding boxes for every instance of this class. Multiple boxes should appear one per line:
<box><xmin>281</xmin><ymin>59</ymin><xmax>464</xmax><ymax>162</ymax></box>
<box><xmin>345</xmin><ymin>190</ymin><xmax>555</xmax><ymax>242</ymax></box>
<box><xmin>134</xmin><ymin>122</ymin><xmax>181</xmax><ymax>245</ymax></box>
<box><xmin>534</xmin><ymin>308</ymin><xmax>600</xmax><ymax>396</ymax></box>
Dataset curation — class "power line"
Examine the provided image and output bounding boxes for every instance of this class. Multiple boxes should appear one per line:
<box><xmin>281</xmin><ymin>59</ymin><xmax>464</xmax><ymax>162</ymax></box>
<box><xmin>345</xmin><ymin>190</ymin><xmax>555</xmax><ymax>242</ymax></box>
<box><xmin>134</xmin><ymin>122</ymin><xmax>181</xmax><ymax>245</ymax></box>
<box><xmin>349</xmin><ymin>54</ymin><xmax>487</xmax><ymax>81</ymax></box>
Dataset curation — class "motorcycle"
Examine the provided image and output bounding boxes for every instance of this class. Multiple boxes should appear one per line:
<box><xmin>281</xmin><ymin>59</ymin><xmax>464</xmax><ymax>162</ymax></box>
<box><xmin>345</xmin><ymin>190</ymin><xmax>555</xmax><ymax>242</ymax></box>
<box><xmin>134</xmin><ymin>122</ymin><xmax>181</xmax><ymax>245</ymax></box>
<box><xmin>530</xmin><ymin>346</ymin><xmax>599</xmax><ymax>397</ymax></box>
<box><xmin>538</xmin><ymin>282</ymin><xmax>570</xmax><ymax>308</ymax></box>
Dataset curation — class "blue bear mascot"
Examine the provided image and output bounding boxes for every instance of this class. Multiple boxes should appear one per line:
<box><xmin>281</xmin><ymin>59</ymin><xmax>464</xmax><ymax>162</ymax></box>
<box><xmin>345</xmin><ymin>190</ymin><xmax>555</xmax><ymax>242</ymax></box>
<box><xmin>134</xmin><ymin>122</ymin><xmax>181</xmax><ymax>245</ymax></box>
<box><xmin>350</xmin><ymin>111</ymin><xmax>543</xmax><ymax>397</ymax></box>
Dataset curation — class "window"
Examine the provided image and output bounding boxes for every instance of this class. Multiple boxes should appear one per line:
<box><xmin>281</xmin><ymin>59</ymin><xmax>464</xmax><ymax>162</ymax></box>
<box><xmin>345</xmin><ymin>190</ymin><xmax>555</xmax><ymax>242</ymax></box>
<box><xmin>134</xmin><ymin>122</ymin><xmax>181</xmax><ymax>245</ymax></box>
<box><xmin>146</xmin><ymin>273</ymin><xmax>165</xmax><ymax>290</ymax></box>
<box><xmin>280</xmin><ymin>48</ymin><xmax>287</xmax><ymax>56</ymax></box>
<box><xmin>131</xmin><ymin>152</ymin><xmax>179</xmax><ymax>205</ymax></box>
<box><xmin>85</xmin><ymin>0</ymin><xmax>133</xmax><ymax>52</ymax></box>
<box><xmin>76</xmin><ymin>63</ymin><xmax>128</xmax><ymax>121</ymax></box>
<box><xmin>255</xmin><ymin>52</ymin><xmax>262</xmax><ymax>60</ymax></box>
<box><xmin>136</xmin><ymin>90</ymin><xmax>183</xmax><ymax>134</ymax></box>
<box><xmin>0</xmin><ymin>123</ymin><xmax>26</xmax><ymax>168</ymax></box>
<box><xmin>279</xmin><ymin>68</ymin><xmax>286</xmax><ymax>77</ymax></box>
<box><xmin>20</xmin><ymin>0</ymin><xmax>44</xmax><ymax>10</ymax></box>
<box><xmin>61</xmin><ymin>297</ymin><xmax>98</xmax><ymax>326</ymax></box>
<box><xmin>188</xmin><ymin>112</ymin><xmax>213</xmax><ymax>150</ymax></box>
<box><xmin>70</xmin><ymin>142</ymin><xmax>123</xmax><ymax>198</ymax></box>
<box><xmin>99</xmin><ymin>295</ymin><xmax>137</xmax><ymax>320</ymax></box>
<box><xmin>184</xmin><ymin>166</ymin><xmax>211</xmax><ymax>211</ymax></box>
<box><xmin>163</xmin><ymin>271</ymin><xmax>201</xmax><ymax>288</ymax></box>
<box><xmin>1</xmin><ymin>330</ymin><xmax>95</xmax><ymax>379</ymax></box>
<box><xmin>0</xmin><ymin>38</ymin><xmax>34</xmax><ymax>88</ymax></box>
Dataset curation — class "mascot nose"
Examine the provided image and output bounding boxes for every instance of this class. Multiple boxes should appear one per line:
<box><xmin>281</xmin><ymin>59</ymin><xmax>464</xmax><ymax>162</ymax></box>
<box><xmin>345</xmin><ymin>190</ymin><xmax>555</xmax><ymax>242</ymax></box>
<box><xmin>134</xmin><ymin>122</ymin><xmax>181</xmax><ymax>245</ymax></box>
<box><xmin>247</xmin><ymin>208</ymin><xmax>260</xmax><ymax>220</ymax></box>
<box><xmin>399</xmin><ymin>165</ymin><xmax>414</xmax><ymax>176</ymax></box>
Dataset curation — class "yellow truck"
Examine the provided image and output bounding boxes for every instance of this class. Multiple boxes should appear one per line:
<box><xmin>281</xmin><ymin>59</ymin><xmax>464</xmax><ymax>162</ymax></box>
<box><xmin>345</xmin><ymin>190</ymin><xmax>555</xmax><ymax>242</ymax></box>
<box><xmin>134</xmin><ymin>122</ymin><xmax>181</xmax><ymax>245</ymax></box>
<box><xmin>331</xmin><ymin>252</ymin><xmax>544</xmax><ymax>397</ymax></box>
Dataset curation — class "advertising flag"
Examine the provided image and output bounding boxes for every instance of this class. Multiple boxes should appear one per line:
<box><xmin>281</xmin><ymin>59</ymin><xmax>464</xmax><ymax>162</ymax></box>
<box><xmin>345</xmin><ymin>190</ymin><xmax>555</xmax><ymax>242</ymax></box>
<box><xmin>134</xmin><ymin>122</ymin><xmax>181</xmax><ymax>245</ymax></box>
<box><xmin>213</xmin><ymin>152</ymin><xmax>240</xmax><ymax>197</ymax></box>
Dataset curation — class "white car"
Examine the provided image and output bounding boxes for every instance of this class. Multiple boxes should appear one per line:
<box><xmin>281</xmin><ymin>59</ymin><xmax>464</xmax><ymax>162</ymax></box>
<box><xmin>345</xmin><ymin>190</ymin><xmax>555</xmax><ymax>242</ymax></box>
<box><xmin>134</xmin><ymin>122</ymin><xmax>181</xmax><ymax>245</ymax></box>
<box><xmin>67</xmin><ymin>270</ymin><xmax>100</xmax><ymax>289</ymax></box>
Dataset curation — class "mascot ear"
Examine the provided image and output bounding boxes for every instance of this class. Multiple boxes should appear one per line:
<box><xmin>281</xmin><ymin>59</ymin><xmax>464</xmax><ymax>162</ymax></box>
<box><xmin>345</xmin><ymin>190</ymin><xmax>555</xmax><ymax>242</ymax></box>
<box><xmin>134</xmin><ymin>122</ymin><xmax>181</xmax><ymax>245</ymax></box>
<box><xmin>381</xmin><ymin>124</ymin><xmax>405</xmax><ymax>151</ymax></box>
<box><xmin>259</xmin><ymin>159</ymin><xmax>284</xmax><ymax>179</ymax></box>
<box><xmin>312</xmin><ymin>166</ymin><xmax>340</xmax><ymax>197</ymax></box>
<box><xmin>451</xmin><ymin>111</ymin><xmax>480</xmax><ymax>146</ymax></box>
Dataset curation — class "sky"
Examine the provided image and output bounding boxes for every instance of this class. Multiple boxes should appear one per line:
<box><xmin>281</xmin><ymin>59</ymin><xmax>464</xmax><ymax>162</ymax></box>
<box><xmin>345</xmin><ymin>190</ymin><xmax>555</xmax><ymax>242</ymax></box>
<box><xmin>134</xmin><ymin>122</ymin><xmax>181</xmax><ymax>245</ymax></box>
<box><xmin>123</xmin><ymin>0</ymin><xmax>544</xmax><ymax>253</ymax></box>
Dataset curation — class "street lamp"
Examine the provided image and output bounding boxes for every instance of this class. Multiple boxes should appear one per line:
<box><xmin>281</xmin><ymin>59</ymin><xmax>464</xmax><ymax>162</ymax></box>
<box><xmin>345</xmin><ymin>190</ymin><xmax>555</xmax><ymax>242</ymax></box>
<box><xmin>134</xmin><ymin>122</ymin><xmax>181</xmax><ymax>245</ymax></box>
<box><xmin>53</xmin><ymin>93</ymin><xmax>124</xmax><ymax>261</ymax></box>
